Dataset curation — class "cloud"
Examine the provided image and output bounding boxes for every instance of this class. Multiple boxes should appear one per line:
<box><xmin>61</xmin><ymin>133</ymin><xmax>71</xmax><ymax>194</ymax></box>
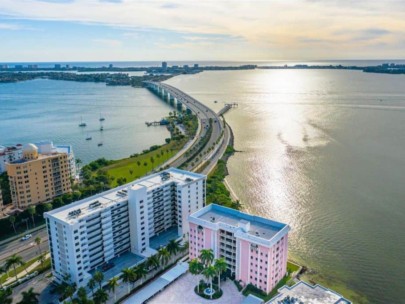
<box><xmin>93</xmin><ymin>38</ymin><xmax>122</xmax><ymax>47</ymax></box>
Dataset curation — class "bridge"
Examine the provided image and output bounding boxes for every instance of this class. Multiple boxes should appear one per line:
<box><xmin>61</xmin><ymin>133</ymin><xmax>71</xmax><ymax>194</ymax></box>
<box><xmin>144</xmin><ymin>81</ymin><xmax>227</xmax><ymax>174</ymax></box>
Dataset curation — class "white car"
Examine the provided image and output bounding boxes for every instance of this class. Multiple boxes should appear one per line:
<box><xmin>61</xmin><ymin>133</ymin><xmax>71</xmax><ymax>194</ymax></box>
<box><xmin>21</xmin><ymin>234</ymin><xmax>32</xmax><ymax>241</ymax></box>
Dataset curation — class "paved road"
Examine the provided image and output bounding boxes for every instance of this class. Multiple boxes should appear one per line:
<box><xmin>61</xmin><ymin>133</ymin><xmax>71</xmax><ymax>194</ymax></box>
<box><xmin>0</xmin><ymin>229</ymin><xmax>48</xmax><ymax>263</ymax></box>
<box><xmin>150</xmin><ymin>82</ymin><xmax>224</xmax><ymax>172</ymax></box>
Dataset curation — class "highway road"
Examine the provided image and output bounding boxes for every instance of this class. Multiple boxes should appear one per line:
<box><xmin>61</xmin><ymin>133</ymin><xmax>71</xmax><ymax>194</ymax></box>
<box><xmin>155</xmin><ymin>83</ymin><xmax>224</xmax><ymax>171</ymax></box>
<box><xmin>0</xmin><ymin>228</ymin><xmax>48</xmax><ymax>264</ymax></box>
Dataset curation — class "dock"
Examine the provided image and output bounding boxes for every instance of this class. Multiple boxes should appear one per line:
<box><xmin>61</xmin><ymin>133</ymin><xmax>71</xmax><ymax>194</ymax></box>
<box><xmin>218</xmin><ymin>102</ymin><xmax>238</xmax><ymax>116</ymax></box>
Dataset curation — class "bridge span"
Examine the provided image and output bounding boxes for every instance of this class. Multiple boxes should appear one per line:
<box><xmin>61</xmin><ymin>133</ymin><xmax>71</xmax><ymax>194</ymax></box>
<box><xmin>144</xmin><ymin>81</ymin><xmax>226</xmax><ymax>174</ymax></box>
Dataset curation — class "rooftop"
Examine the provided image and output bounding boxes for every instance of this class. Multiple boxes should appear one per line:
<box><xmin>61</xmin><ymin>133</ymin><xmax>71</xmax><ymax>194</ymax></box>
<box><xmin>267</xmin><ymin>281</ymin><xmax>352</xmax><ymax>304</ymax></box>
<box><xmin>45</xmin><ymin>168</ymin><xmax>205</xmax><ymax>224</ymax></box>
<box><xmin>190</xmin><ymin>204</ymin><xmax>289</xmax><ymax>241</ymax></box>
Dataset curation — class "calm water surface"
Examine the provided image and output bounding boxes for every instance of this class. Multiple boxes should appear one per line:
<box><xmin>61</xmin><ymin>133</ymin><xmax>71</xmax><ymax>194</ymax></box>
<box><xmin>166</xmin><ymin>70</ymin><xmax>405</xmax><ymax>303</ymax></box>
<box><xmin>0</xmin><ymin>79</ymin><xmax>172</xmax><ymax>163</ymax></box>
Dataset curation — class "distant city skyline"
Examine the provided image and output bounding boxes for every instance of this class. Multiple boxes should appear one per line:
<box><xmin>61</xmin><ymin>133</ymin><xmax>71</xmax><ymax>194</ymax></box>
<box><xmin>1</xmin><ymin>0</ymin><xmax>405</xmax><ymax>61</ymax></box>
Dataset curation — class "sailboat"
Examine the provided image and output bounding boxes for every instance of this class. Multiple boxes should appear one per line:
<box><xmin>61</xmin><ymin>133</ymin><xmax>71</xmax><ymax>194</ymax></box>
<box><xmin>98</xmin><ymin>142</ymin><xmax>103</xmax><ymax>147</ymax></box>
<box><xmin>100</xmin><ymin>122</ymin><xmax>104</xmax><ymax>132</ymax></box>
<box><xmin>79</xmin><ymin>116</ymin><xmax>87</xmax><ymax>127</ymax></box>
<box><xmin>99</xmin><ymin>114</ymin><xmax>105</xmax><ymax>122</ymax></box>
<box><xmin>86</xmin><ymin>134</ymin><xmax>92</xmax><ymax>140</ymax></box>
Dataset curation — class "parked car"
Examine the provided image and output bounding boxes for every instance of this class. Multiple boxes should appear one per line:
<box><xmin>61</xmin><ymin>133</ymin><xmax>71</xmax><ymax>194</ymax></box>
<box><xmin>21</xmin><ymin>234</ymin><xmax>32</xmax><ymax>241</ymax></box>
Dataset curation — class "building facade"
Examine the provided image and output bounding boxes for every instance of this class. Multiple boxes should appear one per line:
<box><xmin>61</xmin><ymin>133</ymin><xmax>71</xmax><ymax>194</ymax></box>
<box><xmin>0</xmin><ymin>144</ymin><xmax>23</xmax><ymax>173</ymax></box>
<box><xmin>6</xmin><ymin>143</ymin><xmax>72</xmax><ymax>209</ymax></box>
<box><xmin>44</xmin><ymin>168</ymin><xmax>206</xmax><ymax>287</ymax></box>
<box><xmin>188</xmin><ymin>204</ymin><xmax>290</xmax><ymax>294</ymax></box>
<box><xmin>1</xmin><ymin>141</ymin><xmax>75</xmax><ymax>177</ymax></box>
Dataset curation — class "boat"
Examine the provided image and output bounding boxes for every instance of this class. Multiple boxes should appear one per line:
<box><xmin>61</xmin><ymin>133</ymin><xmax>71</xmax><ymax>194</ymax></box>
<box><xmin>79</xmin><ymin>116</ymin><xmax>87</xmax><ymax>127</ymax></box>
<box><xmin>98</xmin><ymin>142</ymin><xmax>103</xmax><ymax>147</ymax></box>
<box><xmin>86</xmin><ymin>134</ymin><xmax>92</xmax><ymax>140</ymax></box>
<box><xmin>100</xmin><ymin>126</ymin><xmax>104</xmax><ymax>131</ymax></box>
<box><xmin>99</xmin><ymin>114</ymin><xmax>105</xmax><ymax>122</ymax></box>
<box><xmin>214</xmin><ymin>100</ymin><xmax>218</xmax><ymax>103</ymax></box>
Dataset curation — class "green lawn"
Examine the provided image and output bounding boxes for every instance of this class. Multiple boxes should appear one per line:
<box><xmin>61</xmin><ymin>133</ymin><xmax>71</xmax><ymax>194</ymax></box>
<box><xmin>0</xmin><ymin>255</ymin><xmax>42</xmax><ymax>284</ymax></box>
<box><xmin>103</xmin><ymin>139</ymin><xmax>187</xmax><ymax>187</ymax></box>
<box><xmin>287</xmin><ymin>261</ymin><xmax>300</xmax><ymax>274</ymax></box>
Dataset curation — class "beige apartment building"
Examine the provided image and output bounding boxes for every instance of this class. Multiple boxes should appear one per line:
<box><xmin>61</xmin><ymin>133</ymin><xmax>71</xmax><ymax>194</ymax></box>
<box><xmin>6</xmin><ymin>143</ymin><xmax>72</xmax><ymax>209</ymax></box>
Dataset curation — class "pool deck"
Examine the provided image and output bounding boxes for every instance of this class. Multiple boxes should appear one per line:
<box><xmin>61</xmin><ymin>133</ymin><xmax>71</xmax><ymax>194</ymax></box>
<box><xmin>149</xmin><ymin>227</ymin><xmax>181</xmax><ymax>250</ymax></box>
<box><xmin>89</xmin><ymin>251</ymin><xmax>145</xmax><ymax>284</ymax></box>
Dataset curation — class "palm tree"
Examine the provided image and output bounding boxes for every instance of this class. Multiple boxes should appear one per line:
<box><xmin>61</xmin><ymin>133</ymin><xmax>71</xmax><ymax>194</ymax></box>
<box><xmin>0</xmin><ymin>287</ymin><xmax>12</xmax><ymax>304</ymax></box>
<box><xmin>134</xmin><ymin>263</ymin><xmax>147</xmax><ymax>284</ymax></box>
<box><xmin>0</xmin><ymin>265</ymin><xmax>7</xmax><ymax>289</ymax></box>
<box><xmin>27</xmin><ymin>205</ymin><xmax>36</xmax><ymax>227</ymax></box>
<box><xmin>44</xmin><ymin>203</ymin><xmax>53</xmax><ymax>212</ymax></box>
<box><xmin>39</xmin><ymin>254</ymin><xmax>46</xmax><ymax>271</ymax></box>
<box><xmin>166</xmin><ymin>239</ymin><xmax>180</xmax><ymax>256</ymax></box>
<box><xmin>146</xmin><ymin>254</ymin><xmax>159</xmax><ymax>271</ymax></box>
<box><xmin>92</xmin><ymin>271</ymin><xmax>104</xmax><ymax>289</ymax></box>
<box><xmin>87</xmin><ymin>278</ymin><xmax>96</xmax><ymax>296</ymax></box>
<box><xmin>9</xmin><ymin>216</ymin><xmax>16</xmax><ymax>233</ymax></box>
<box><xmin>77</xmin><ymin>287</ymin><xmax>92</xmax><ymax>304</ymax></box>
<box><xmin>34</xmin><ymin>237</ymin><xmax>41</xmax><ymax>255</ymax></box>
<box><xmin>17</xmin><ymin>287</ymin><xmax>39</xmax><ymax>304</ymax></box>
<box><xmin>180</xmin><ymin>241</ymin><xmax>189</xmax><ymax>253</ymax></box>
<box><xmin>107</xmin><ymin>277</ymin><xmax>119</xmax><ymax>303</ymax></box>
<box><xmin>199</xmin><ymin>249</ymin><xmax>214</xmax><ymax>267</ymax></box>
<box><xmin>202</xmin><ymin>265</ymin><xmax>217</xmax><ymax>299</ymax></box>
<box><xmin>5</xmin><ymin>254</ymin><xmax>25</xmax><ymax>282</ymax></box>
<box><xmin>93</xmin><ymin>288</ymin><xmax>108</xmax><ymax>304</ymax></box>
<box><xmin>64</xmin><ymin>284</ymin><xmax>76</xmax><ymax>302</ymax></box>
<box><xmin>214</xmin><ymin>258</ymin><xmax>227</xmax><ymax>290</ymax></box>
<box><xmin>189</xmin><ymin>258</ymin><xmax>204</xmax><ymax>293</ymax></box>
<box><xmin>158</xmin><ymin>247</ymin><xmax>170</xmax><ymax>266</ymax></box>
<box><xmin>121</xmin><ymin>267</ymin><xmax>135</xmax><ymax>295</ymax></box>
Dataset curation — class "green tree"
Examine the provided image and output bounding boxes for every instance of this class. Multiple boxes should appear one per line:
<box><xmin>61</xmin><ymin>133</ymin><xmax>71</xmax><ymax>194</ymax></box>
<box><xmin>107</xmin><ymin>277</ymin><xmax>119</xmax><ymax>303</ymax></box>
<box><xmin>43</xmin><ymin>203</ymin><xmax>53</xmax><ymax>212</ymax></box>
<box><xmin>166</xmin><ymin>239</ymin><xmax>180</xmax><ymax>256</ymax></box>
<box><xmin>76</xmin><ymin>287</ymin><xmax>93</xmax><ymax>304</ymax></box>
<box><xmin>17</xmin><ymin>287</ymin><xmax>39</xmax><ymax>304</ymax></box>
<box><xmin>65</xmin><ymin>284</ymin><xmax>76</xmax><ymax>302</ymax></box>
<box><xmin>189</xmin><ymin>258</ymin><xmax>204</xmax><ymax>293</ymax></box>
<box><xmin>9</xmin><ymin>215</ymin><xmax>16</xmax><ymax>233</ymax></box>
<box><xmin>202</xmin><ymin>265</ymin><xmax>217</xmax><ymax>299</ymax></box>
<box><xmin>150</xmin><ymin>157</ymin><xmax>155</xmax><ymax>169</ymax></box>
<box><xmin>92</xmin><ymin>271</ymin><xmax>104</xmax><ymax>290</ymax></box>
<box><xmin>180</xmin><ymin>241</ymin><xmax>189</xmax><ymax>253</ymax></box>
<box><xmin>121</xmin><ymin>267</ymin><xmax>135</xmax><ymax>295</ymax></box>
<box><xmin>39</xmin><ymin>253</ymin><xmax>46</xmax><ymax>270</ymax></box>
<box><xmin>87</xmin><ymin>278</ymin><xmax>96</xmax><ymax>296</ymax></box>
<box><xmin>214</xmin><ymin>258</ymin><xmax>227</xmax><ymax>290</ymax></box>
<box><xmin>5</xmin><ymin>254</ymin><xmax>25</xmax><ymax>282</ymax></box>
<box><xmin>35</xmin><ymin>236</ymin><xmax>42</xmax><ymax>255</ymax></box>
<box><xmin>134</xmin><ymin>263</ymin><xmax>147</xmax><ymax>284</ymax></box>
<box><xmin>146</xmin><ymin>254</ymin><xmax>159</xmax><ymax>271</ymax></box>
<box><xmin>0</xmin><ymin>287</ymin><xmax>12</xmax><ymax>304</ymax></box>
<box><xmin>136</xmin><ymin>160</ymin><xmax>141</xmax><ymax>168</ymax></box>
<box><xmin>129</xmin><ymin>169</ymin><xmax>134</xmax><ymax>176</ymax></box>
<box><xmin>199</xmin><ymin>249</ymin><xmax>214</xmax><ymax>267</ymax></box>
<box><xmin>158</xmin><ymin>247</ymin><xmax>170</xmax><ymax>266</ymax></box>
<box><xmin>93</xmin><ymin>288</ymin><xmax>108</xmax><ymax>304</ymax></box>
<box><xmin>27</xmin><ymin>205</ymin><xmax>36</xmax><ymax>227</ymax></box>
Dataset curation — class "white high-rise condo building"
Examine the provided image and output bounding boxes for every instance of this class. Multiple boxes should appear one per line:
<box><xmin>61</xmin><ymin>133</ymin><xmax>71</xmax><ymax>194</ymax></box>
<box><xmin>44</xmin><ymin>168</ymin><xmax>206</xmax><ymax>287</ymax></box>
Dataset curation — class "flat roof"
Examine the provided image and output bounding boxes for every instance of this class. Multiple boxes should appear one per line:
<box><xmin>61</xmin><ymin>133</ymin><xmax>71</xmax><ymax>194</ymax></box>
<box><xmin>191</xmin><ymin>204</ymin><xmax>288</xmax><ymax>241</ymax></box>
<box><xmin>45</xmin><ymin>168</ymin><xmax>205</xmax><ymax>224</ymax></box>
<box><xmin>268</xmin><ymin>281</ymin><xmax>352</xmax><ymax>304</ymax></box>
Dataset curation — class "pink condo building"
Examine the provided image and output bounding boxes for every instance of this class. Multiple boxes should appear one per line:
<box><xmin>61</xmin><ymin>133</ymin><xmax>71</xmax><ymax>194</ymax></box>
<box><xmin>188</xmin><ymin>204</ymin><xmax>290</xmax><ymax>294</ymax></box>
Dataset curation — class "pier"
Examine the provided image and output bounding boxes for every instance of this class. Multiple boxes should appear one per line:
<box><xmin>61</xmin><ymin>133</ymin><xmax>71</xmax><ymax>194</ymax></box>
<box><xmin>218</xmin><ymin>103</ymin><xmax>238</xmax><ymax>116</ymax></box>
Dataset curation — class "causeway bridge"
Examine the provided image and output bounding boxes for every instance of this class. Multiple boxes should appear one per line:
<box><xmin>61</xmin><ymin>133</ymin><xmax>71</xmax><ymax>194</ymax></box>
<box><xmin>144</xmin><ymin>81</ymin><xmax>227</xmax><ymax>174</ymax></box>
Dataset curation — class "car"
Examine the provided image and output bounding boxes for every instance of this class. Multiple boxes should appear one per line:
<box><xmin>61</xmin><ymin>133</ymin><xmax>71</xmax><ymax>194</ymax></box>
<box><xmin>21</xmin><ymin>234</ymin><xmax>32</xmax><ymax>241</ymax></box>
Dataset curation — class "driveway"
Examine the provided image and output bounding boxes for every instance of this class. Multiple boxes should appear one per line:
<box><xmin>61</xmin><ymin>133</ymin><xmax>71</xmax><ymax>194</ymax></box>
<box><xmin>149</xmin><ymin>272</ymin><xmax>245</xmax><ymax>304</ymax></box>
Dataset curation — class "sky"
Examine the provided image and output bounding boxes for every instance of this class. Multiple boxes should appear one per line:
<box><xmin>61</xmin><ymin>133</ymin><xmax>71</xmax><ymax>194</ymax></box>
<box><xmin>0</xmin><ymin>0</ymin><xmax>405</xmax><ymax>62</ymax></box>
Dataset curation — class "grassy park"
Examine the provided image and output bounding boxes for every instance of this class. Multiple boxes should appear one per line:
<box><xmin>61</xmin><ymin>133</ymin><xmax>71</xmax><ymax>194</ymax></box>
<box><xmin>102</xmin><ymin>138</ymin><xmax>187</xmax><ymax>187</ymax></box>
